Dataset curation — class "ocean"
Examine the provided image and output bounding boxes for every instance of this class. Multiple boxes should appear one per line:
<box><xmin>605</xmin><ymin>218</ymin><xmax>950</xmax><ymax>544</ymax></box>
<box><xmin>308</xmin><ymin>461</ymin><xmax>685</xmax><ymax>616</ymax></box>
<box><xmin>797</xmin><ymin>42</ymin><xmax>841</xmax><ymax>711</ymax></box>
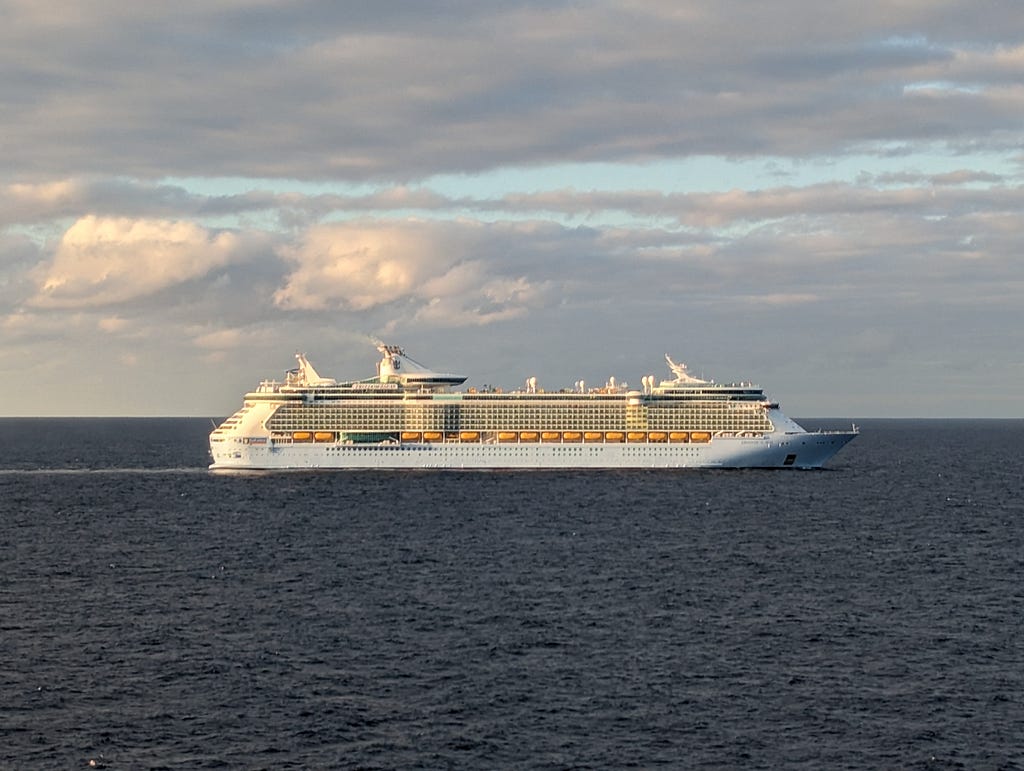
<box><xmin>1</xmin><ymin>418</ymin><xmax>1022</xmax><ymax>769</ymax></box>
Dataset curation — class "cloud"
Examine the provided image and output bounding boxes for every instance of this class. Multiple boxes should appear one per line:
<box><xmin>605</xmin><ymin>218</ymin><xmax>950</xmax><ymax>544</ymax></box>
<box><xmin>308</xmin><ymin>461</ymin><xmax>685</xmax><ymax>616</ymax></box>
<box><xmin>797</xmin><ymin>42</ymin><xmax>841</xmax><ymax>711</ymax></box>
<box><xmin>30</xmin><ymin>215</ymin><xmax>244</xmax><ymax>307</ymax></box>
<box><xmin>413</xmin><ymin>275</ymin><xmax>552</xmax><ymax>327</ymax></box>
<box><xmin>1</xmin><ymin>308</ymin><xmax>92</xmax><ymax>344</ymax></box>
<box><xmin>273</xmin><ymin>219</ymin><xmax>553</xmax><ymax>325</ymax></box>
<box><xmin>191</xmin><ymin>327</ymin><xmax>246</xmax><ymax>350</ymax></box>
<box><xmin>4</xmin><ymin>2</ymin><xmax>1024</xmax><ymax>180</ymax></box>
<box><xmin>0</xmin><ymin>178</ymin><xmax>215</xmax><ymax>227</ymax></box>
<box><xmin>97</xmin><ymin>316</ymin><xmax>129</xmax><ymax>333</ymax></box>
<box><xmin>274</xmin><ymin>221</ymin><xmax>455</xmax><ymax>311</ymax></box>
<box><xmin>2</xmin><ymin>2</ymin><xmax>1024</xmax><ymax>415</ymax></box>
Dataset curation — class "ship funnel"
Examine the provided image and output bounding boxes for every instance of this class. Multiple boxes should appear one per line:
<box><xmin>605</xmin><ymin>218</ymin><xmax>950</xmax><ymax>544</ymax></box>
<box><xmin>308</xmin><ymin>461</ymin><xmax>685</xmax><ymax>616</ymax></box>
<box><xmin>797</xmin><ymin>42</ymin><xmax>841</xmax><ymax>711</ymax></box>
<box><xmin>295</xmin><ymin>353</ymin><xmax>336</xmax><ymax>386</ymax></box>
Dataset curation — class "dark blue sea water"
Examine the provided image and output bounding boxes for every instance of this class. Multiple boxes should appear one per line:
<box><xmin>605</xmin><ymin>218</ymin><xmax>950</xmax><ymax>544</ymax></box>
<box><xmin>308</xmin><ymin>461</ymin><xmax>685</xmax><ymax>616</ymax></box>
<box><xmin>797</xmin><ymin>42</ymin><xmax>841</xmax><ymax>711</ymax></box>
<box><xmin>1</xmin><ymin>419</ymin><xmax>1022</xmax><ymax>769</ymax></box>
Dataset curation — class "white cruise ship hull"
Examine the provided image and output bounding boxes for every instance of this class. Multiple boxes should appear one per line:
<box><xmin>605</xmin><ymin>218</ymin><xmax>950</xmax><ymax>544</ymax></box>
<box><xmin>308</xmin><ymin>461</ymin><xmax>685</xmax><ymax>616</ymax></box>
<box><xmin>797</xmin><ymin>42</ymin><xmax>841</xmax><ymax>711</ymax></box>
<box><xmin>209</xmin><ymin>345</ymin><xmax>858</xmax><ymax>471</ymax></box>
<box><xmin>209</xmin><ymin>430</ymin><xmax>857</xmax><ymax>471</ymax></box>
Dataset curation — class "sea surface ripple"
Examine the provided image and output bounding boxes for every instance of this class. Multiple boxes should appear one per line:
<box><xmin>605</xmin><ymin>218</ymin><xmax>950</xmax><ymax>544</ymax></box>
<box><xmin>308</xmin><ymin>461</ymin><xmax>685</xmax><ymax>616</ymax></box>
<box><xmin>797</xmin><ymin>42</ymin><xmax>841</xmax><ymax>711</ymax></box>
<box><xmin>1</xmin><ymin>418</ymin><xmax>1022</xmax><ymax>769</ymax></box>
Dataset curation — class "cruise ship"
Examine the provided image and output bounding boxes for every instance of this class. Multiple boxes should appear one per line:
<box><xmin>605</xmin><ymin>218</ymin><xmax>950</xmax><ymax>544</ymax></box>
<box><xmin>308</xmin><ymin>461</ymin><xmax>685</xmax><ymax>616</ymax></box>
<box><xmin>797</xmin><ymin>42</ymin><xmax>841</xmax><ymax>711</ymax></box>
<box><xmin>209</xmin><ymin>343</ymin><xmax>857</xmax><ymax>470</ymax></box>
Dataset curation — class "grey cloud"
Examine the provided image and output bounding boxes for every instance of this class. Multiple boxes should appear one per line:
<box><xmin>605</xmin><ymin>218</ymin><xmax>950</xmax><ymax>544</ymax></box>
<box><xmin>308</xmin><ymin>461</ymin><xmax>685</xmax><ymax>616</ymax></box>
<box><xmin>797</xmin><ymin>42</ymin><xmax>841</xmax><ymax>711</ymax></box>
<box><xmin>2</xmin><ymin>202</ymin><xmax>1021</xmax><ymax>414</ymax></box>
<box><xmin>0</xmin><ymin>179</ymin><xmax>208</xmax><ymax>228</ymax></box>
<box><xmin>3</xmin><ymin>1</ymin><xmax>1024</xmax><ymax>415</ymax></box>
<box><xmin>859</xmin><ymin>169</ymin><xmax>1008</xmax><ymax>186</ymax></box>
<box><xmin>4</xmin><ymin>1</ymin><xmax>1024</xmax><ymax>181</ymax></box>
<box><xmin>0</xmin><ymin>231</ymin><xmax>43</xmax><ymax>314</ymax></box>
<box><xmin>9</xmin><ymin>175</ymin><xmax>1024</xmax><ymax>252</ymax></box>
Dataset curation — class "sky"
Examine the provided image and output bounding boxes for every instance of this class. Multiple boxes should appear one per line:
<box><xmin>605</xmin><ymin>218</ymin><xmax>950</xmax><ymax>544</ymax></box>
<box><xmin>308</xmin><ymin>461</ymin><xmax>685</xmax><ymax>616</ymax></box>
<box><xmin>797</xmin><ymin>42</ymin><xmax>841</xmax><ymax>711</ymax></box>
<box><xmin>2</xmin><ymin>1</ymin><xmax>1023</xmax><ymax>418</ymax></box>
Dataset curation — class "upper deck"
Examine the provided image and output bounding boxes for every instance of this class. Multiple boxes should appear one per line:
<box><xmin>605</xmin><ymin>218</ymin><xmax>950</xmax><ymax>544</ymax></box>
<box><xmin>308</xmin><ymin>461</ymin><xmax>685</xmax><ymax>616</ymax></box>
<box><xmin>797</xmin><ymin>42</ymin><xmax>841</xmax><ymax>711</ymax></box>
<box><xmin>245</xmin><ymin>344</ymin><xmax>769</xmax><ymax>406</ymax></box>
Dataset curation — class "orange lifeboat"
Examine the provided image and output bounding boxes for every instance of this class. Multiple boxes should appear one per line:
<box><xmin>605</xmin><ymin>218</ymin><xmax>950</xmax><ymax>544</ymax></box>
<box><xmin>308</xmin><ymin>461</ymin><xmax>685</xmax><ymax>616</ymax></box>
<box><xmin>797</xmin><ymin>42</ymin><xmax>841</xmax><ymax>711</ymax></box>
<box><xmin>292</xmin><ymin>431</ymin><xmax>312</xmax><ymax>442</ymax></box>
<box><xmin>401</xmin><ymin>431</ymin><xmax>422</xmax><ymax>442</ymax></box>
<box><xmin>562</xmin><ymin>431</ymin><xmax>582</xmax><ymax>442</ymax></box>
<box><xmin>497</xmin><ymin>431</ymin><xmax>518</xmax><ymax>442</ymax></box>
<box><xmin>648</xmin><ymin>431</ymin><xmax>667</xmax><ymax>442</ymax></box>
<box><xmin>519</xmin><ymin>431</ymin><xmax>539</xmax><ymax>442</ymax></box>
<box><xmin>583</xmin><ymin>431</ymin><xmax>603</xmax><ymax>442</ymax></box>
<box><xmin>690</xmin><ymin>431</ymin><xmax>711</xmax><ymax>443</ymax></box>
<box><xmin>422</xmin><ymin>431</ymin><xmax>443</xmax><ymax>442</ymax></box>
<box><xmin>541</xmin><ymin>431</ymin><xmax>561</xmax><ymax>442</ymax></box>
<box><xmin>314</xmin><ymin>431</ymin><xmax>334</xmax><ymax>442</ymax></box>
<box><xmin>605</xmin><ymin>431</ymin><xmax>624</xmax><ymax>442</ymax></box>
<box><xmin>459</xmin><ymin>431</ymin><xmax>480</xmax><ymax>442</ymax></box>
<box><xmin>627</xmin><ymin>431</ymin><xmax>647</xmax><ymax>443</ymax></box>
<box><xmin>669</xmin><ymin>431</ymin><xmax>689</xmax><ymax>442</ymax></box>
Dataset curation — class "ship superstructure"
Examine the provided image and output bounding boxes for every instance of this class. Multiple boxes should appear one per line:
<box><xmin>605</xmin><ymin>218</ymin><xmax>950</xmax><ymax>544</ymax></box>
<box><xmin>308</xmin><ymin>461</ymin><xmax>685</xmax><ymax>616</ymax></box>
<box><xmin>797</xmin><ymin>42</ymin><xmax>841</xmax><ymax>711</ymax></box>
<box><xmin>209</xmin><ymin>343</ymin><xmax>857</xmax><ymax>470</ymax></box>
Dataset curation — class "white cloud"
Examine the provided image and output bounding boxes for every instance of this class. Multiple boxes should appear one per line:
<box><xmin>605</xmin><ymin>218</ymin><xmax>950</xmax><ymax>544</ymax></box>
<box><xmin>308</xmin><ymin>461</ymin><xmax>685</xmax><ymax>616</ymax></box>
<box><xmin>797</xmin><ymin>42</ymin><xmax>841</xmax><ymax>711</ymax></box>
<box><xmin>274</xmin><ymin>221</ymin><xmax>455</xmax><ymax>311</ymax></box>
<box><xmin>273</xmin><ymin>219</ymin><xmax>553</xmax><ymax>326</ymax></box>
<box><xmin>30</xmin><ymin>216</ymin><xmax>243</xmax><ymax>307</ymax></box>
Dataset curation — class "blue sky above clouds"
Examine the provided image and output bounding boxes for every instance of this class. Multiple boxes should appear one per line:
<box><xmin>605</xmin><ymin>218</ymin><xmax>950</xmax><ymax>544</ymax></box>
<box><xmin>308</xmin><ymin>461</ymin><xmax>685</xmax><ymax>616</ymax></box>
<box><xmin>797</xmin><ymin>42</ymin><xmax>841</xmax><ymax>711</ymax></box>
<box><xmin>2</xmin><ymin>1</ymin><xmax>1023</xmax><ymax>416</ymax></box>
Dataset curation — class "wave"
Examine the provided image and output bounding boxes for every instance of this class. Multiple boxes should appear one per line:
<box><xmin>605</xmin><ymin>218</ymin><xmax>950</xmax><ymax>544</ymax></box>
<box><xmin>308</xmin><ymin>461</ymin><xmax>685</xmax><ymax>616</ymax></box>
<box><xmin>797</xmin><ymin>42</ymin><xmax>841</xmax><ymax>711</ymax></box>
<box><xmin>0</xmin><ymin>467</ymin><xmax>210</xmax><ymax>476</ymax></box>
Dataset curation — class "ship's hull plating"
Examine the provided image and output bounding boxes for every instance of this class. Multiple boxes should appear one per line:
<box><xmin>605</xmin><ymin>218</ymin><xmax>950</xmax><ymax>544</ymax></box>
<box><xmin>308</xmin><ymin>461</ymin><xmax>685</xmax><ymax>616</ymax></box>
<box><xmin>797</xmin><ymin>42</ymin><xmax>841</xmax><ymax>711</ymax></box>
<box><xmin>209</xmin><ymin>430</ymin><xmax>856</xmax><ymax>471</ymax></box>
<box><xmin>209</xmin><ymin>347</ymin><xmax>858</xmax><ymax>471</ymax></box>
